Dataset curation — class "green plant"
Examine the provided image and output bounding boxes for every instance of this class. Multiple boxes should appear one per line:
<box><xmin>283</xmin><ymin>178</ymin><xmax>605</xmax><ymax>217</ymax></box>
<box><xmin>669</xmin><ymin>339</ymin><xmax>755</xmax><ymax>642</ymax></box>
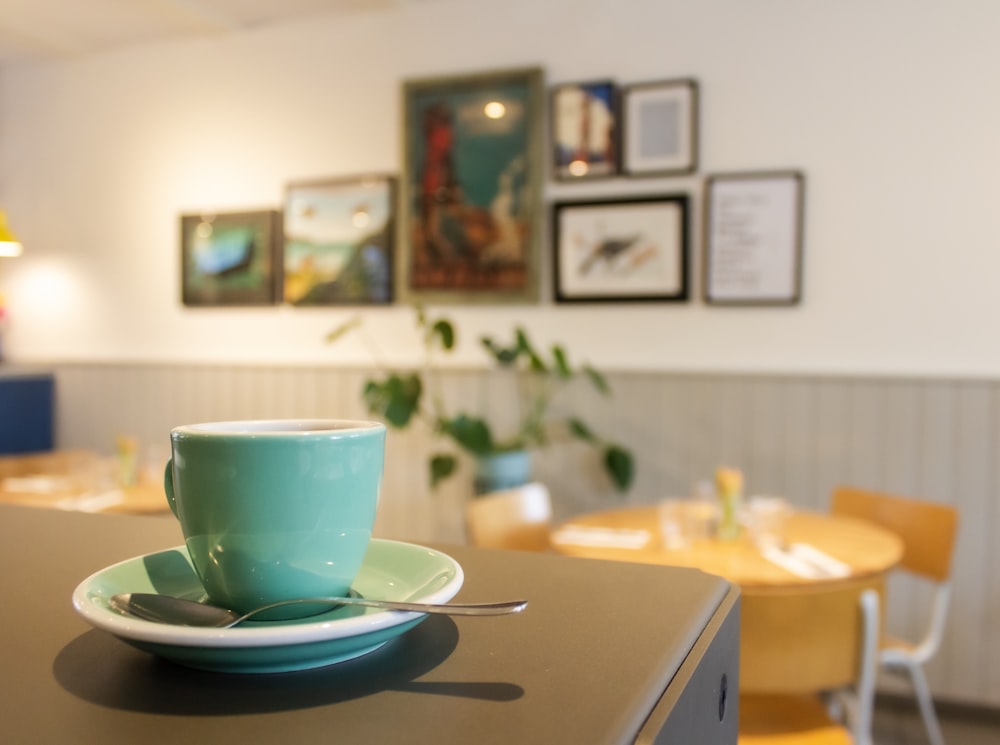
<box><xmin>327</xmin><ymin>307</ymin><xmax>634</xmax><ymax>493</ymax></box>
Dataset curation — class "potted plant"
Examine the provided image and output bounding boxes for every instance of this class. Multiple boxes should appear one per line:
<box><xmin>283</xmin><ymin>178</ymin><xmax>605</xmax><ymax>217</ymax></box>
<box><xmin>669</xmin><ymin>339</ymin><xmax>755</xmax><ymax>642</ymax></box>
<box><xmin>327</xmin><ymin>307</ymin><xmax>634</xmax><ymax>495</ymax></box>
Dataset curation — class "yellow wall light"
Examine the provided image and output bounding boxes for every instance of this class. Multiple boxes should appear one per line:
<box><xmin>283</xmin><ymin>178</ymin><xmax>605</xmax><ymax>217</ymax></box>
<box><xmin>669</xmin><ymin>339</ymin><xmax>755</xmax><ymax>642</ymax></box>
<box><xmin>0</xmin><ymin>211</ymin><xmax>23</xmax><ymax>257</ymax></box>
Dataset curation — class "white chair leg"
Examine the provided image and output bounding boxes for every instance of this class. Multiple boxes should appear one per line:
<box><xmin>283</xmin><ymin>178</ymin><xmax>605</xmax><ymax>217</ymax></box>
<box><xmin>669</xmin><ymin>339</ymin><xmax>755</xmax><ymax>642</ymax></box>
<box><xmin>904</xmin><ymin>661</ymin><xmax>945</xmax><ymax>745</ymax></box>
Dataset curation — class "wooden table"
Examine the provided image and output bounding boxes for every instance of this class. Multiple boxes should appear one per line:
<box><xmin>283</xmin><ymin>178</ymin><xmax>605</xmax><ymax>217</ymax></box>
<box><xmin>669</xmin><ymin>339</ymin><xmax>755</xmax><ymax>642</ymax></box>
<box><xmin>551</xmin><ymin>504</ymin><xmax>903</xmax><ymax>591</ymax></box>
<box><xmin>0</xmin><ymin>449</ymin><xmax>169</xmax><ymax>515</ymax></box>
<box><xmin>551</xmin><ymin>503</ymin><xmax>904</xmax><ymax>694</ymax></box>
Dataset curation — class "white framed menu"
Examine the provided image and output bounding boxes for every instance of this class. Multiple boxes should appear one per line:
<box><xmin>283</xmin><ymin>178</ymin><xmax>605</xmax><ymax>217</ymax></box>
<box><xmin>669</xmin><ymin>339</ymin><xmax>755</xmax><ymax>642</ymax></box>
<box><xmin>703</xmin><ymin>171</ymin><xmax>804</xmax><ymax>305</ymax></box>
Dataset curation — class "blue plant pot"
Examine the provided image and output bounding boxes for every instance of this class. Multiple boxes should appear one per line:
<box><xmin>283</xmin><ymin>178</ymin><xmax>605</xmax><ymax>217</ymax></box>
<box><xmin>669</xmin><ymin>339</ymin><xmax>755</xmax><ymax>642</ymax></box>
<box><xmin>473</xmin><ymin>450</ymin><xmax>531</xmax><ymax>496</ymax></box>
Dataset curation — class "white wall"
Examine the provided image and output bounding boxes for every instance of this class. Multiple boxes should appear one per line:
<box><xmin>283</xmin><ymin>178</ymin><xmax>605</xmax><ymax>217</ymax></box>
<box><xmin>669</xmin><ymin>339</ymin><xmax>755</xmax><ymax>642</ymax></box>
<box><xmin>1</xmin><ymin>0</ymin><xmax>998</xmax><ymax>376</ymax></box>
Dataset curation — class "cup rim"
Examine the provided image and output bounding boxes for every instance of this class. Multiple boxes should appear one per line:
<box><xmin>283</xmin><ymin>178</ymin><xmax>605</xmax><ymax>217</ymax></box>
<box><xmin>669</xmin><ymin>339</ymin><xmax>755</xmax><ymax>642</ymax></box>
<box><xmin>170</xmin><ymin>419</ymin><xmax>385</xmax><ymax>436</ymax></box>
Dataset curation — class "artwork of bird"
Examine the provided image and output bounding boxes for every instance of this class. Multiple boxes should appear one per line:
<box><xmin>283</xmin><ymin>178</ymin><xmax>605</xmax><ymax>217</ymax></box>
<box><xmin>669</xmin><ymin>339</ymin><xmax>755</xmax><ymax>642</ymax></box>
<box><xmin>577</xmin><ymin>232</ymin><xmax>643</xmax><ymax>275</ymax></box>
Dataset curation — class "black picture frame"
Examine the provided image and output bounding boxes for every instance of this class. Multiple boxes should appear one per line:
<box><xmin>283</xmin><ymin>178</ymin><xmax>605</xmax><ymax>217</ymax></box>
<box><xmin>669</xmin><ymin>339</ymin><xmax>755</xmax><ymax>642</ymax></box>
<box><xmin>621</xmin><ymin>78</ymin><xmax>698</xmax><ymax>177</ymax></box>
<box><xmin>550</xmin><ymin>79</ymin><xmax>620</xmax><ymax>180</ymax></box>
<box><xmin>703</xmin><ymin>170</ymin><xmax>805</xmax><ymax>305</ymax></box>
<box><xmin>180</xmin><ymin>209</ymin><xmax>281</xmax><ymax>307</ymax></box>
<box><xmin>553</xmin><ymin>194</ymin><xmax>690</xmax><ymax>303</ymax></box>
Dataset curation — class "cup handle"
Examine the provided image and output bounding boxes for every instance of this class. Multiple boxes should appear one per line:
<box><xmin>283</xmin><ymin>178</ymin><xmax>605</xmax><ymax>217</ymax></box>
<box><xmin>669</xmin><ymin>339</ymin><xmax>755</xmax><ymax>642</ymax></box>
<box><xmin>163</xmin><ymin>459</ymin><xmax>179</xmax><ymax>519</ymax></box>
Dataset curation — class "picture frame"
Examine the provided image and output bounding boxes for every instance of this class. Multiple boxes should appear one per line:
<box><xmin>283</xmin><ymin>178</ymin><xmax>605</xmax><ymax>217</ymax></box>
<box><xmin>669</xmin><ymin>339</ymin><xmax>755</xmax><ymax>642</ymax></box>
<box><xmin>180</xmin><ymin>209</ymin><xmax>281</xmax><ymax>306</ymax></box>
<box><xmin>553</xmin><ymin>194</ymin><xmax>690</xmax><ymax>303</ymax></box>
<box><xmin>703</xmin><ymin>170</ymin><xmax>805</xmax><ymax>305</ymax></box>
<box><xmin>550</xmin><ymin>79</ymin><xmax>619</xmax><ymax>180</ymax></box>
<box><xmin>400</xmin><ymin>66</ymin><xmax>544</xmax><ymax>304</ymax></box>
<box><xmin>282</xmin><ymin>174</ymin><xmax>396</xmax><ymax>306</ymax></box>
<box><xmin>621</xmin><ymin>79</ymin><xmax>698</xmax><ymax>177</ymax></box>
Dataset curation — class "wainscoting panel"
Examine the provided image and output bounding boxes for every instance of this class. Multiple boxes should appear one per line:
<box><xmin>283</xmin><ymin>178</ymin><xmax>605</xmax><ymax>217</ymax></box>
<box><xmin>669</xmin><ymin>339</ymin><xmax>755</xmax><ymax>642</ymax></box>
<box><xmin>45</xmin><ymin>362</ymin><xmax>1000</xmax><ymax>707</ymax></box>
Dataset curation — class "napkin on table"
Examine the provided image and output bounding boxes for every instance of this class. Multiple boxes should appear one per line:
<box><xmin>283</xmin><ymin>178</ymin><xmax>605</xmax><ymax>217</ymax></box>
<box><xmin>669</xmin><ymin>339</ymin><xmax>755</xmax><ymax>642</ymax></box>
<box><xmin>551</xmin><ymin>525</ymin><xmax>651</xmax><ymax>549</ymax></box>
<box><xmin>787</xmin><ymin>542</ymin><xmax>851</xmax><ymax>578</ymax></box>
<box><xmin>55</xmin><ymin>490</ymin><xmax>126</xmax><ymax>513</ymax></box>
<box><xmin>1</xmin><ymin>475</ymin><xmax>74</xmax><ymax>493</ymax></box>
<box><xmin>761</xmin><ymin>545</ymin><xmax>827</xmax><ymax>578</ymax></box>
<box><xmin>761</xmin><ymin>543</ymin><xmax>850</xmax><ymax>579</ymax></box>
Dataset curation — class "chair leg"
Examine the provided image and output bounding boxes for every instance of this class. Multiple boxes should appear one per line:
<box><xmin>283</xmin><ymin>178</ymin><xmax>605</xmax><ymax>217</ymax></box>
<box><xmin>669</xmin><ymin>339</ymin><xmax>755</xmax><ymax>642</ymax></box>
<box><xmin>900</xmin><ymin>660</ymin><xmax>946</xmax><ymax>745</ymax></box>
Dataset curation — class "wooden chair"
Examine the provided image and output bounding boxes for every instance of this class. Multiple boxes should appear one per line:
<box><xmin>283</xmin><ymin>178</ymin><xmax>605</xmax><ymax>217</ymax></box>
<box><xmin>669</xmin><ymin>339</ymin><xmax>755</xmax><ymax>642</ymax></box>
<box><xmin>738</xmin><ymin>579</ymin><xmax>882</xmax><ymax>745</ymax></box>
<box><xmin>831</xmin><ymin>486</ymin><xmax>958</xmax><ymax>745</ymax></box>
<box><xmin>464</xmin><ymin>482</ymin><xmax>552</xmax><ymax>552</ymax></box>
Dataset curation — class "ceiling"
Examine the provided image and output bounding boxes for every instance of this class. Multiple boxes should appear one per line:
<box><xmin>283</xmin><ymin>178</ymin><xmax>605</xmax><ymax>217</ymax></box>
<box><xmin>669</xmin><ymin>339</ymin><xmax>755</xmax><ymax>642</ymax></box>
<box><xmin>0</xmin><ymin>0</ymin><xmax>417</xmax><ymax>68</ymax></box>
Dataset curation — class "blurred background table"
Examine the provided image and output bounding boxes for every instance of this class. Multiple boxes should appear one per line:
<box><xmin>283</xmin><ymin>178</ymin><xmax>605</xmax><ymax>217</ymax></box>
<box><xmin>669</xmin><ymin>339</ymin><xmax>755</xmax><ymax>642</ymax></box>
<box><xmin>0</xmin><ymin>449</ymin><xmax>168</xmax><ymax>515</ymax></box>
<box><xmin>551</xmin><ymin>501</ymin><xmax>904</xmax><ymax>725</ymax></box>
<box><xmin>550</xmin><ymin>504</ymin><xmax>903</xmax><ymax>590</ymax></box>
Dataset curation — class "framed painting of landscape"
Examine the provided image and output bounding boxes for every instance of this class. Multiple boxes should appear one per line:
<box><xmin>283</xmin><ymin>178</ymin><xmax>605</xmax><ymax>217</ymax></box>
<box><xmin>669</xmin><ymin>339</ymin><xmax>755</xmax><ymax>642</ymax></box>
<box><xmin>283</xmin><ymin>175</ymin><xmax>395</xmax><ymax>305</ymax></box>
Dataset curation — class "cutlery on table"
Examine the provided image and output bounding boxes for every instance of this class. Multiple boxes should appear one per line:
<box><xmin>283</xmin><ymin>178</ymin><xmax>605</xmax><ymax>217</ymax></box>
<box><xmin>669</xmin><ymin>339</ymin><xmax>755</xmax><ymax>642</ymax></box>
<box><xmin>110</xmin><ymin>592</ymin><xmax>527</xmax><ymax>629</ymax></box>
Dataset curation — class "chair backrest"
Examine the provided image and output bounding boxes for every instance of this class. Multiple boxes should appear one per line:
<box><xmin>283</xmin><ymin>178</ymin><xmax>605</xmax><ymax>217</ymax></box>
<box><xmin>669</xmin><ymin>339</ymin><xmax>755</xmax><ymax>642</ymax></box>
<box><xmin>740</xmin><ymin>578</ymin><xmax>882</xmax><ymax>696</ymax></box>
<box><xmin>831</xmin><ymin>486</ymin><xmax>958</xmax><ymax>663</ymax></box>
<box><xmin>830</xmin><ymin>486</ymin><xmax>958</xmax><ymax>582</ymax></box>
<box><xmin>739</xmin><ymin>581</ymin><xmax>881</xmax><ymax>745</ymax></box>
<box><xmin>464</xmin><ymin>482</ymin><xmax>553</xmax><ymax>552</ymax></box>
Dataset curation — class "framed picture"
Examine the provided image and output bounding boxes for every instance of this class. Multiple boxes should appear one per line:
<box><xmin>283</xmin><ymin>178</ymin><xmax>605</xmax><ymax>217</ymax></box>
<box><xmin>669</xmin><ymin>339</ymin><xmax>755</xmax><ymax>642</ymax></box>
<box><xmin>553</xmin><ymin>194</ymin><xmax>690</xmax><ymax>303</ymax></box>
<box><xmin>283</xmin><ymin>175</ymin><xmax>395</xmax><ymax>305</ymax></box>
<box><xmin>550</xmin><ymin>79</ymin><xmax>619</xmax><ymax>180</ymax></box>
<box><xmin>400</xmin><ymin>66</ymin><xmax>544</xmax><ymax>304</ymax></box>
<box><xmin>703</xmin><ymin>170</ymin><xmax>805</xmax><ymax>305</ymax></box>
<box><xmin>621</xmin><ymin>79</ymin><xmax>698</xmax><ymax>177</ymax></box>
<box><xmin>180</xmin><ymin>209</ymin><xmax>280</xmax><ymax>306</ymax></box>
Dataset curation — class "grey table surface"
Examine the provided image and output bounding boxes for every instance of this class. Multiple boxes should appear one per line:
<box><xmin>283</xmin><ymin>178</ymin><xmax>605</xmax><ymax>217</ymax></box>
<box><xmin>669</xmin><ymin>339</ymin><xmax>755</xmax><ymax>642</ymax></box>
<box><xmin>0</xmin><ymin>504</ymin><xmax>736</xmax><ymax>744</ymax></box>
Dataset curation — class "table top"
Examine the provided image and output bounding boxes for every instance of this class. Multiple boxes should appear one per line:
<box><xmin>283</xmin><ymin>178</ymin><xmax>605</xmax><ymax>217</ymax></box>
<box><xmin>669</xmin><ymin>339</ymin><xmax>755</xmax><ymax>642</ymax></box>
<box><xmin>0</xmin><ymin>449</ymin><xmax>168</xmax><ymax>514</ymax></box>
<box><xmin>0</xmin><ymin>504</ymin><xmax>738</xmax><ymax>745</ymax></box>
<box><xmin>551</xmin><ymin>504</ymin><xmax>904</xmax><ymax>591</ymax></box>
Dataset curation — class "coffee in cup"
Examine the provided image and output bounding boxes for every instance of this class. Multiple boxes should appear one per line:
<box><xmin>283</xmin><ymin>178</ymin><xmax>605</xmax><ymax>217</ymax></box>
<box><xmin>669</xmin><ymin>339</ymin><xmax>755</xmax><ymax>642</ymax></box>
<box><xmin>164</xmin><ymin>419</ymin><xmax>385</xmax><ymax>618</ymax></box>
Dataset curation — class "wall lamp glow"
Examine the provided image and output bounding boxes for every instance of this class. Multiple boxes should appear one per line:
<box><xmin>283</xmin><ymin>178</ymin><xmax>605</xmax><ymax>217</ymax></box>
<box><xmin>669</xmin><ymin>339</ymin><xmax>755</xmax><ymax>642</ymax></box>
<box><xmin>0</xmin><ymin>211</ymin><xmax>23</xmax><ymax>257</ymax></box>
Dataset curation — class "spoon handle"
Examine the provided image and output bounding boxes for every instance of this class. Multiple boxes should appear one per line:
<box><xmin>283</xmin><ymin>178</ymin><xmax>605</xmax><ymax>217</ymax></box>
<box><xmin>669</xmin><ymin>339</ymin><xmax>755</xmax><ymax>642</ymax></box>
<box><xmin>111</xmin><ymin>592</ymin><xmax>528</xmax><ymax>628</ymax></box>
<box><xmin>300</xmin><ymin>596</ymin><xmax>528</xmax><ymax>616</ymax></box>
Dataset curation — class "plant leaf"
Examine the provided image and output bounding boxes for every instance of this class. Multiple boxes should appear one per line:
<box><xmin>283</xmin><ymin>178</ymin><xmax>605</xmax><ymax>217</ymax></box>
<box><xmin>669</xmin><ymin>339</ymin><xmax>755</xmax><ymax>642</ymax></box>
<box><xmin>583</xmin><ymin>364</ymin><xmax>611</xmax><ymax>396</ymax></box>
<box><xmin>515</xmin><ymin>327</ymin><xmax>532</xmax><ymax>353</ymax></box>
<box><xmin>516</xmin><ymin>327</ymin><xmax>547</xmax><ymax>373</ymax></box>
<box><xmin>604</xmin><ymin>445</ymin><xmax>634</xmax><ymax>492</ymax></box>
<box><xmin>481</xmin><ymin>336</ymin><xmax>519</xmax><ymax>366</ymax></box>
<box><xmin>552</xmin><ymin>345</ymin><xmax>572</xmax><ymax>378</ymax></box>
<box><xmin>361</xmin><ymin>380</ymin><xmax>384</xmax><ymax>414</ymax></box>
<box><xmin>430</xmin><ymin>319</ymin><xmax>455</xmax><ymax>350</ymax></box>
<box><xmin>325</xmin><ymin>316</ymin><xmax>362</xmax><ymax>343</ymax></box>
<box><xmin>363</xmin><ymin>373</ymin><xmax>422</xmax><ymax>428</ymax></box>
<box><xmin>430</xmin><ymin>453</ymin><xmax>457</xmax><ymax>489</ymax></box>
<box><xmin>440</xmin><ymin>414</ymin><xmax>494</xmax><ymax>455</ymax></box>
<box><xmin>480</xmin><ymin>337</ymin><xmax>498</xmax><ymax>359</ymax></box>
<box><xmin>568</xmin><ymin>417</ymin><xmax>597</xmax><ymax>443</ymax></box>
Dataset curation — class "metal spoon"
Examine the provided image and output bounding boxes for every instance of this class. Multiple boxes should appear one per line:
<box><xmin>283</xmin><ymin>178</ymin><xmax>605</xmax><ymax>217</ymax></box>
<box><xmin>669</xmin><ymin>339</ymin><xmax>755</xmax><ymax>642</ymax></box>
<box><xmin>109</xmin><ymin>592</ymin><xmax>527</xmax><ymax>628</ymax></box>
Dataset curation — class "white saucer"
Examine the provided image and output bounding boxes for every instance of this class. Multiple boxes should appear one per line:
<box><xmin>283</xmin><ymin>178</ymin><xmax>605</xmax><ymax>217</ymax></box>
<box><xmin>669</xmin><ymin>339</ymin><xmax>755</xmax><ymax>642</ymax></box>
<box><xmin>72</xmin><ymin>538</ymin><xmax>463</xmax><ymax>673</ymax></box>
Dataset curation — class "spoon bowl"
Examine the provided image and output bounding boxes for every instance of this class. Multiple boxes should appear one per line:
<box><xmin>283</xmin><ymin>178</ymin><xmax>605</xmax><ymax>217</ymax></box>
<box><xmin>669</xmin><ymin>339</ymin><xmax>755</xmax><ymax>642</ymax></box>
<box><xmin>110</xmin><ymin>592</ymin><xmax>527</xmax><ymax>628</ymax></box>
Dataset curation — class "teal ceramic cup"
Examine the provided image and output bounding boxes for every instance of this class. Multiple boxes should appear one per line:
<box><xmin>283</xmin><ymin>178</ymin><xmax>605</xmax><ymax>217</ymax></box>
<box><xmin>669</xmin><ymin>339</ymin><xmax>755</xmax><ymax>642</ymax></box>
<box><xmin>164</xmin><ymin>419</ymin><xmax>386</xmax><ymax>619</ymax></box>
